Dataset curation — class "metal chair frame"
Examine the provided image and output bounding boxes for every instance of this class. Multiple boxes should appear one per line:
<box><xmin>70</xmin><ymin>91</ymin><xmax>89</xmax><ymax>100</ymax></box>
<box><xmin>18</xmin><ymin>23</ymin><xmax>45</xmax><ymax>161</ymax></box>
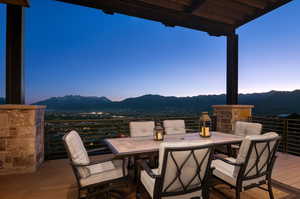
<box><xmin>63</xmin><ymin>131</ymin><xmax>128</xmax><ymax>199</ymax></box>
<box><xmin>137</xmin><ymin>143</ymin><xmax>215</xmax><ymax>199</ymax></box>
<box><xmin>213</xmin><ymin>136</ymin><xmax>281</xmax><ymax>199</ymax></box>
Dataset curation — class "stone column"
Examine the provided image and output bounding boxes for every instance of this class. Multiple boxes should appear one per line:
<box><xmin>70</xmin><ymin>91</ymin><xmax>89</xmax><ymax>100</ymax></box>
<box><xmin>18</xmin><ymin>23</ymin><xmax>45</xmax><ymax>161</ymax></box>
<box><xmin>212</xmin><ymin>105</ymin><xmax>254</xmax><ymax>134</ymax></box>
<box><xmin>0</xmin><ymin>105</ymin><xmax>46</xmax><ymax>175</ymax></box>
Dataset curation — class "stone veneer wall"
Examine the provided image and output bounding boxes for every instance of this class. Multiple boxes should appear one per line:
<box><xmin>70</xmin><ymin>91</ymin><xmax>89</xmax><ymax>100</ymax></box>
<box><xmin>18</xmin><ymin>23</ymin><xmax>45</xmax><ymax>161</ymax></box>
<box><xmin>212</xmin><ymin>105</ymin><xmax>254</xmax><ymax>134</ymax></box>
<box><xmin>0</xmin><ymin>105</ymin><xmax>46</xmax><ymax>175</ymax></box>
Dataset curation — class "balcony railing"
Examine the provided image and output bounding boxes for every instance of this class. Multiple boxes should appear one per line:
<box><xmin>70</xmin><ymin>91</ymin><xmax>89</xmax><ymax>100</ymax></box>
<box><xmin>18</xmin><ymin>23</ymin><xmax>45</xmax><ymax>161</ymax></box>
<box><xmin>251</xmin><ymin>116</ymin><xmax>300</xmax><ymax>156</ymax></box>
<box><xmin>45</xmin><ymin>115</ymin><xmax>300</xmax><ymax>160</ymax></box>
<box><xmin>45</xmin><ymin>116</ymin><xmax>213</xmax><ymax>160</ymax></box>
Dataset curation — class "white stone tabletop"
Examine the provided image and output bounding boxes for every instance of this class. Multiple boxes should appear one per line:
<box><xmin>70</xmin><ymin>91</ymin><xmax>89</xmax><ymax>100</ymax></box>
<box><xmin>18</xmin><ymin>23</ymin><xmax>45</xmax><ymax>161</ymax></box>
<box><xmin>105</xmin><ymin>132</ymin><xmax>243</xmax><ymax>156</ymax></box>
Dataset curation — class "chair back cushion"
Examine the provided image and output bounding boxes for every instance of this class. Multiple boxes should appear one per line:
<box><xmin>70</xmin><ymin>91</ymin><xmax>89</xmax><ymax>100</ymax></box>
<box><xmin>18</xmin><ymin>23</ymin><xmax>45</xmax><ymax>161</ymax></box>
<box><xmin>129</xmin><ymin>121</ymin><xmax>155</xmax><ymax>137</ymax></box>
<box><xmin>234</xmin><ymin>121</ymin><xmax>262</xmax><ymax>137</ymax></box>
<box><xmin>163</xmin><ymin>120</ymin><xmax>186</xmax><ymax>135</ymax></box>
<box><xmin>158</xmin><ymin>141</ymin><xmax>213</xmax><ymax>194</ymax></box>
<box><xmin>63</xmin><ymin>130</ymin><xmax>90</xmax><ymax>178</ymax></box>
<box><xmin>235</xmin><ymin>132</ymin><xmax>279</xmax><ymax>178</ymax></box>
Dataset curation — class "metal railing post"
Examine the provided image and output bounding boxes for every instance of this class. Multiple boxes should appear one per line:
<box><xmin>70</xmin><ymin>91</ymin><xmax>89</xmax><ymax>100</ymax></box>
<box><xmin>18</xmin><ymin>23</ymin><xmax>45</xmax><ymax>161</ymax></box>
<box><xmin>283</xmin><ymin>120</ymin><xmax>288</xmax><ymax>153</ymax></box>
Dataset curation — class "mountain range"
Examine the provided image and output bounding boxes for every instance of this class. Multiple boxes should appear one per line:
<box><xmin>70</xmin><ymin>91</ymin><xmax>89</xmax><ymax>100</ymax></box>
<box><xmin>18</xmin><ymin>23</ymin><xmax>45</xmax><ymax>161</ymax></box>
<box><xmin>1</xmin><ymin>90</ymin><xmax>299</xmax><ymax>116</ymax></box>
<box><xmin>31</xmin><ymin>90</ymin><xmax>300</xmax><ymax>116</ymax></box>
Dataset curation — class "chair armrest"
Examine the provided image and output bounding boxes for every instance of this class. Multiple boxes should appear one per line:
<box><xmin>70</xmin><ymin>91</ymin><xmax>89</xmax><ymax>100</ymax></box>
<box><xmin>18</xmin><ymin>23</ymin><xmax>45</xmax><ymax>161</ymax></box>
<box><xmin>72</xmin><ymin>155</ymin><xmax>117</xmax><ymax>167</ymax></box>
<box><xmin>215</xmin><ymin>156</ymin><xmax>244</xmax><ymax>167</ymax></box>
<box><xmin>231</xmin><ymin>144</ymin><xmax>241</xmax><ymax>149</ymax></box>
<box><xmin>137</xmin><ymin>159</ymin><xmax>161</xmax><ymax>179</ymax></box>
<box><xmin>87</xmin><ymin>147</ymin><xmax>108</xmax><ymax>153</ymax></box>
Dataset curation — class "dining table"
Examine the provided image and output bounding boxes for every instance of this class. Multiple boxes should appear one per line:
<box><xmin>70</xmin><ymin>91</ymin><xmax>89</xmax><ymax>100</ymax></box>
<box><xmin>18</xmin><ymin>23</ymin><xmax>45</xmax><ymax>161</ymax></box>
<box><xmin>105</xmin><ymin>131</ymin><xmax>243</xmax><ymax>157</ymax></box>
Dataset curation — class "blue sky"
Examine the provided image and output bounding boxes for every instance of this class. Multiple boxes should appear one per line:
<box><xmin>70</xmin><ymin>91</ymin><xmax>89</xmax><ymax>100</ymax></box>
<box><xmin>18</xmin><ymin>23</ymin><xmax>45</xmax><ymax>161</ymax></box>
<box><xmin>0</xmin><ymin>0</ymin><xmax>299</xmax><ymax>103</ymax></box>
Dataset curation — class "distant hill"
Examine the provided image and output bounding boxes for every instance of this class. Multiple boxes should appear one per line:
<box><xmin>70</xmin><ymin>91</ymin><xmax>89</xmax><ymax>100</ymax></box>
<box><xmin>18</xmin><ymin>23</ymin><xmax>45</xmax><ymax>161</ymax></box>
<box><xmin>0</xmin><ymin>98</ymin><xmax>4</xmax><ymax>104</ymax></box>
<box><xmin>34</xmin><ymin>95</ymin><xmax>111</xmax><ymax>112</ymax></box>
<box><xmin>33</xmin><ymin>90</ymin><xmax>300</xmax><ymax>116</ymax></box>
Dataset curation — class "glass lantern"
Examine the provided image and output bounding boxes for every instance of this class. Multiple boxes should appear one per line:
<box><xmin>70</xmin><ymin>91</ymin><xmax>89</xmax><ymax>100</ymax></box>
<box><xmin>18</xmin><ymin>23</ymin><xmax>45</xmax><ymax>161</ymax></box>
<box><xmin>154</xmin><ymin>123</ymin><xmax>164</xmax><ymax>141</ymax></box>
<box><xmin>199</xmin><ymin>112</ymin><xmax>212</xmax><ymax>137</ymax></box>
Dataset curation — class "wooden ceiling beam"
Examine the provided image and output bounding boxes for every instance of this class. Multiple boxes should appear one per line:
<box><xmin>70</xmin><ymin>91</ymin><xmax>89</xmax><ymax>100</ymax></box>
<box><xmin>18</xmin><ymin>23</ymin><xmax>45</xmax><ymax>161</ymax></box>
<box><xmin>196</xmin><ymin>2</ymin><xmax>247</xmax><ymax>23</ymax></box>
<box><xmin>185</xmin><ymin>0</ymin><xmax>207</xmax><ymax>13</ymax></box>
<box><xmin>231</xmin><ymin>0</ymin><xmax>267</xmax><ymax>9</ymax></box>
<box><xmin>212</xmin><ymin>0</ymin><xmax>256</xmax><ymax>16</ymax></box>
<box><xmin>235</xmin><ymin>0</ymin><xmax>293</xmax><ymax>27</ymax></box>
<box><xmin>0</xmin><ymin>0</ymin><xmax>29</xmax><ymax>7</ymax></box>
<box><xmin>56</xmin><ymin>0</ymin><xmax>234</xmax><ymax>36</ymax></box>
<box><xmin>197</xmin><ymin>12</ymin><xmax>236</xmax><ymax>25</ymax></box>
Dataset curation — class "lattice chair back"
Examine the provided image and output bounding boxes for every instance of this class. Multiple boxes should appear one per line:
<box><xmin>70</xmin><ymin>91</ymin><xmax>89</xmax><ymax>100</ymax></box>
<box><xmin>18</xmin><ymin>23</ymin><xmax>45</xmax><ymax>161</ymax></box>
<box><xmin>158</xmin><ymin>142</ymin><xmax>214</xmax><ymax>196</ymax></box>
<box><xmin>129</xmin><ymin>121</ymin><xmax>155</xmax><ymax>137</ymax></box>
<box><xmin>236</xmin><ymin>132</ymin><xmax>280</xmax><ymax>180</ymax></box>
<box><xmin>234</xmin><ymin>121</ymin><xmax>262</xmax><ymax>137</ymax></box>
<box><xmin>163</xmin><ymin>120</ymin><xmax>186</xmax><ymax>135</ymax></box>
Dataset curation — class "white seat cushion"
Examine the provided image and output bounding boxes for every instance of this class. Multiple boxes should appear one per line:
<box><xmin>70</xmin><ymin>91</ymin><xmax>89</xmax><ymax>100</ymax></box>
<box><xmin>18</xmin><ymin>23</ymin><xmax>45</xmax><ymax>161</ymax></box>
<box><xmin>87</xmin><ymin>161</ymin><xmax>115</xmax><ymax>174</ymax></box>
<box><xmin>213</xmin><ymin>132</ymin><xmax>279</xmax><ymax>188</ymax></box>
<box><xmin>64</xmin><ymin>130</ymin><xmax>89</xmax><ymax>165</ymax></box>
<box><xmin>142</xmin><ymin>141</ymin><xmax>212</xmax><ymax>198</ymax></box>
<box><xmin>80</xmin><ymin>159</ymin><xmax>126</xmax><ymax>187</ymax></box>
<box><xmin>163</xmin><ymin>120</ymin><xmax>186</xmax><ymax>135</ymax></box>
<box><xmin>64</xmin><ymin>130</ymin><xmax>90</xmax><ymax>178</ymax></box>
<box><xmin>234</xmin><ymin>121</ymin><xmax>262</xmax><ymax>137</ymax></box>
<box><xmin>231</xmin><ymin>122</ymin><xmax>261</xmax><ymax>152</ymax></box>
<box><xmin>130</xmin><ymin>121</ymin><xmax>155</xmax><ymax>137</ymax></box>
<box><xmin>158</xmin><ymin>142</ymin><xmax>212</xmax><ymax>174</ymax></box>
<box><xmin>212</xmin><ymin>158</ymin><xmax>266</xmax><ymax>188</ymax></box>
<box><xmin>236</xmin><ymin>132</ymin><xmax>278</xmax><ymax>177</ymax></box>
<box><xmin>141</xmin><ymin>169</ymin><xmax>202</xmax><ymax>199</ymax></box>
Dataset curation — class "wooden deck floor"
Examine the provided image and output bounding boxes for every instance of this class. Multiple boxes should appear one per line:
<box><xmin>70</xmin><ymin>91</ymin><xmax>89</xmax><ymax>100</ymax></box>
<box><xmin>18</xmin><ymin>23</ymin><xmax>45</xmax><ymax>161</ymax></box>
<box><xmin>0</xmin><ymin>153</ymin><xmax>299</xmax><ymax>199</ymax></box>
<box><xmin>273</xmin><ymin>152</ymin><xmax>300</xmax><ymax>193</ymax></box>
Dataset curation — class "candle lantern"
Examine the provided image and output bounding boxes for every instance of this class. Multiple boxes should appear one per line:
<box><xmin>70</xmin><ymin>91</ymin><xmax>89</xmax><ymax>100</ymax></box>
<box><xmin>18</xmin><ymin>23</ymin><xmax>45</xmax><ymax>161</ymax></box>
<box><xmin>154</xmin><ymin>123</ymin><xmax>164</xmax><ymax>141</ymax></box>
<box><xmin>199</xmin><ymin>112</ymin><xmax>212</xmax><ymax>137</ymax></box>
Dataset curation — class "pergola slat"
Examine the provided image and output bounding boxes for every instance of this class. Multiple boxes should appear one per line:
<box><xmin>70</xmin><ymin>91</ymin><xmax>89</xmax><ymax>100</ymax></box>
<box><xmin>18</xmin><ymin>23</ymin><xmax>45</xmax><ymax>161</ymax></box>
<box><xmin>231</xmin><ymin>0</ymin><xmax>268</xmax><ymax>9</ymax></box>
<box><xmin>0</xmin><ymin>0</ymin><xmax>29</xmax><ymax>7</ymax></box>
<box><xmin>236</xmin><ymin>0</ymin><xmax>293</xmax><ymax>27</ymax></box>
<box><xmin>185</xmin><ymin>0</ymin><xmax>207</xmax><ymax>13</ymax></box>
<box><xmin>56</xmin><ymin>0</ymin><xmax>293</xmax><ymax>35</ymax></box>
<box><xmin>56</xmin><ymin>0</ymin><xmax>234</xmax><ymax>36</ymax></box>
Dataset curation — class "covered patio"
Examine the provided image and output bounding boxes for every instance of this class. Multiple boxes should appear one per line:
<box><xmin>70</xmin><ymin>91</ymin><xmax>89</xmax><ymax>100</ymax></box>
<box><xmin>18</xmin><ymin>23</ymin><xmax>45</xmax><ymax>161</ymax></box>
<box><xmin>0</xmin><ymin>0</ymin><xmax>299</xmax><ymax>199</ymax></box>
<box><xmin>1</xmin><ymin>0</ymin><xmax>295</xmax><ymax>105</ymax></box>
<box><xmin>0</xmin><ymin>153</ymin><xmax>300</xmax><ymax>199</ymax></box>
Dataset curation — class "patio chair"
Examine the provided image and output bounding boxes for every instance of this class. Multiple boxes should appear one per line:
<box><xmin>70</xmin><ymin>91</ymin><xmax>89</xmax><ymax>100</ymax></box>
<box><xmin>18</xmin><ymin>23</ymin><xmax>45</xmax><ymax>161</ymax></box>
<box><xmin>137</xmin><ymin>141</ymin><xmax>215</xmax><ymax>199</ymax></box>
<box><xmin>130</xmin><ymin>121</ymin><xmax>155</xmax><ymax>137</ymax></box>
<box><xmin>163</xmin><ymin>120</ymin><xmax>186</xmax><ymax>135</ymax></box>
<box><xmin>212</xmin><ymin>132</ymin><xmax>280</xmax><ymax>199</ymax></box>
<box><xmin>234</xmin><ymin>121</ymin><xmax>262</xmax><ymax>137</ymax></box>
<box><xmin>230</xmin><ymin>121</ymin><xmax>262</xmax><ymax>156</ymax></box>
<box><xmin>129</xmin><ymin>121</ymin><xmax>157</xmax><ymax>174</ymax></box>
<box><xmin>63</xmin><ymin>130</ymin><xmax>128</xmax><ymax>199</ymax></box>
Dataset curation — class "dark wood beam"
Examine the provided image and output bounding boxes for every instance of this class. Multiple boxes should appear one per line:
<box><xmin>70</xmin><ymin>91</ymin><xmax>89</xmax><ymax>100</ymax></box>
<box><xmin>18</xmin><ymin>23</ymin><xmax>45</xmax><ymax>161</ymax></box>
<box><xmin>6</xmin><ymin>5</ymin><xmax>25</xmax><ymax>104</ymax></box>
<box><xmin>56</xmin><ymin>0</ymin><xmax>234</xmax><ymax>36</ymax></box>
<box><xmin>185</xmin><ymin>0</ymin><xmax>207</xmax><ymax>13</ymax></box>
<box><xmin>235</xmin><ymin>0</ymin><xmax>293</xmax><ymax>27</ymax></box>
<box><xmin>0</xmin><ymin>0</ymin><xmax>29</xmax><ymax>7</ymax></box>
<box><xmin>226</xmin><ymin>32</ymin><xmax>238</xmax><ymax>105</ymax></box>
<box><xmin>231</xmin><ymin>0</ymin><xmax>267</xmax><ymax>9</ymax></box>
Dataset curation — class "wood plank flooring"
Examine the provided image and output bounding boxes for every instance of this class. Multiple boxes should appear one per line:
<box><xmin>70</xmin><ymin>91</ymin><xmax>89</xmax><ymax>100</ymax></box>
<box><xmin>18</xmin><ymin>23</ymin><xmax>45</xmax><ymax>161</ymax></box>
<box><xmin>273</xmin><ymin>152</ymin><xmax>300</xmax><ymax>193</ymax></box>
<box><xmin>0</xmin><ymin>153</ymin><xmax>299</xmax><ymax>199</ymax></box>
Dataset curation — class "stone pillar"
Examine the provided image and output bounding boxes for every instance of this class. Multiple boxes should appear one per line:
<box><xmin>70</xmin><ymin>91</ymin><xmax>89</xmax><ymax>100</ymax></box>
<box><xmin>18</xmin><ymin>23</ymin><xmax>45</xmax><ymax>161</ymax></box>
<box><xmin>0</xmin><ymin>105</ymin><xmax>46</xmax><ymax>175</ymax></box>
<box><xmin>212</xmin><ymin>105</ymin><xmax>254</xmax><ymax>134</ymax></box>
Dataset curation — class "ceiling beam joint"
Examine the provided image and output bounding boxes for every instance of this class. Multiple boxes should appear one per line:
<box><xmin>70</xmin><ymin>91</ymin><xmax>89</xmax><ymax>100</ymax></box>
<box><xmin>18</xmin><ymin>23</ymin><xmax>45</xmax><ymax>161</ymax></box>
<box><xmin>185</xmin><ymin>0</ymin><xmax>207</xmax><ymax>13</ymax></box>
